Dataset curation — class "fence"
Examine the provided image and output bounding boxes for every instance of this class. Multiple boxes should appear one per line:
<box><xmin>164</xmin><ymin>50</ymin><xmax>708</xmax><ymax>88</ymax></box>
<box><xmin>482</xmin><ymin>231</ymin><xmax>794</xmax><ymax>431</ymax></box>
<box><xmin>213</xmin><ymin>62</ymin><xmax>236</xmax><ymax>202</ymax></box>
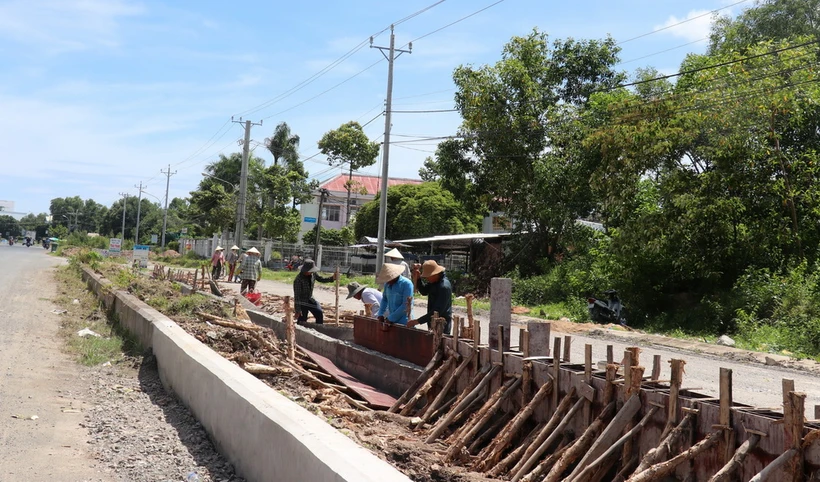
<box><xmin>179</xmin><ymin>238</ymin><xmax>467</xmax><ymax>275</ymax></box>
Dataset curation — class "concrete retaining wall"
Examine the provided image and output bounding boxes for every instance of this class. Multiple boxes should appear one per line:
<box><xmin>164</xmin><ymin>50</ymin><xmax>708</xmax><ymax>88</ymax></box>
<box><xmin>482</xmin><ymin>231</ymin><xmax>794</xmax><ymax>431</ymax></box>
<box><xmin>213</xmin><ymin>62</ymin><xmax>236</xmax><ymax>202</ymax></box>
<box><xmin>81</xmin><ymin>267</ymin><xmax>410</xmax><ymax>482</ymax></box>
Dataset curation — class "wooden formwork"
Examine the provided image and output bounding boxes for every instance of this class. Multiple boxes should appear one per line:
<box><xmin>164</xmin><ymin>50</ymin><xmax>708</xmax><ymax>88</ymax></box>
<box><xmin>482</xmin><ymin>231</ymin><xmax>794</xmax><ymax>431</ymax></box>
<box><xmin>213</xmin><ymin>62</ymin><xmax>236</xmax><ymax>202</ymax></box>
<box><xmin>380</xmin><ymin>314</ymin><xmax>820</xmax><ymax>481</ymax></box>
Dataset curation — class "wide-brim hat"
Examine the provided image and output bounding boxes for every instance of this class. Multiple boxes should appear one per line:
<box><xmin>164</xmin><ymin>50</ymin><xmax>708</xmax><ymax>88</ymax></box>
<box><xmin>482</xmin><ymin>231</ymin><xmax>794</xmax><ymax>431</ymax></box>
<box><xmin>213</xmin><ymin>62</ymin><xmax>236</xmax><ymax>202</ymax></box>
<box><xmin>376</xmin><ymin>263</ymin><xmax>405</xmax><ymax>284</ymax></box>
<box><xmin>420</xmin><ymin>260</ymin><xmax>445</xmax><ymax>278</ymax></box>
<box><xmin>230</xmin><ymin>245</ymin><xmax>239</xmax><ymax>250</ymax></box>
<box><xmin>384</xmin><ymin>248</ymin><xmax>403</xmax><ymax>259</ymax></box>
<box><xmin>300</xmin><ymin>258</ymin><xmax>320</xmax><ymax>273</ymax></box>
<box><xmin>346</xmin><ymin>282</ymin><xmax>366</xmax><ymax>299</ymax></box>
<box><xmin>246</xmin><ymin>247</ymin><xmax>260</xmax><ymax>255</ymax></box>
<box><xmin>215</xmin><ymin>246</ymin><xmax>224</xmax><ymax>251</ymax></box>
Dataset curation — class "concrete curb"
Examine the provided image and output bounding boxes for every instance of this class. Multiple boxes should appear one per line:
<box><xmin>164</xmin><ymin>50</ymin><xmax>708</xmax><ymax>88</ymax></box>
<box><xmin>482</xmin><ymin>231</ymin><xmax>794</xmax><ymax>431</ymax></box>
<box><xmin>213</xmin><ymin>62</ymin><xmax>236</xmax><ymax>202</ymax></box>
<box><xmin>81</xmin><ymin>267</ymin><xmax>411</xmax><ymax>482</ymax></box>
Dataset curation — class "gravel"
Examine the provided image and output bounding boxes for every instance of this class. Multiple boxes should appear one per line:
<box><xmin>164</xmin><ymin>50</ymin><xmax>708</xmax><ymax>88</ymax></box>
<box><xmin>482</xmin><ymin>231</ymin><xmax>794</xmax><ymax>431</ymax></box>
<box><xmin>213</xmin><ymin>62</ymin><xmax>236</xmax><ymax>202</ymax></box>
<box><xmin>83</xmin><ymin>354</ymin><xmax>245</xmax><ymax>482</ymax></box>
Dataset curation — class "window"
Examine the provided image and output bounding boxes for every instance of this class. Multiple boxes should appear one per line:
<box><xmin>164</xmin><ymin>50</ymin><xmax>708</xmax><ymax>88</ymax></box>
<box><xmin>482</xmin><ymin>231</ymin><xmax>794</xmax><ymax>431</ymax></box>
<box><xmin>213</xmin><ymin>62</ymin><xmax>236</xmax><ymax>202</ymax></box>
<box><xmin>492</xmin><ymin>215</ymin><xmax>510</xmax><ymax>232</ymax></box>
<box><xmin>323</xmin><ymin>205</ymin><xmax>341</xmax><ymax>222</ymax></box>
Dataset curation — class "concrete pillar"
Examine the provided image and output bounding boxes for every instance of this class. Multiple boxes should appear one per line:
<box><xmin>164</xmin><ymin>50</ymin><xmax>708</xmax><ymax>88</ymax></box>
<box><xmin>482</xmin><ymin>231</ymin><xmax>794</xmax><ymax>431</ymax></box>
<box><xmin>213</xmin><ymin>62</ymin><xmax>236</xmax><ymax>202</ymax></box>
<box><xmin>527</xmin><ymin>321</ymin><xmax>551</xmax><ymax>357</ymax></box>
<box><xmin>264</xmin><ymin>240</ymin><xmax>272</xmax><ymax>263</ymax></box>
<box><xmin>316</xmin><ymin>245</ymin><xmax>323</xmax><ymax>270</ymax></box>
<box><xmin>490</xmin><ymin>277</ymin><xmax>512</xmax><ymax>350</ymax></box>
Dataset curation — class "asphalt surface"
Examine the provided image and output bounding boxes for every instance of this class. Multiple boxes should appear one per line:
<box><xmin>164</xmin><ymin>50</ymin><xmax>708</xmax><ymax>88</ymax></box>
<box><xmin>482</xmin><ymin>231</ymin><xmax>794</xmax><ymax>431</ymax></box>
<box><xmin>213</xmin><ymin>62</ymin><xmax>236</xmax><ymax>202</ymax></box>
<box><xmin>0</xmin><ymin>243</ymin><xmax>111</xmax><ymax>481</ymax></box>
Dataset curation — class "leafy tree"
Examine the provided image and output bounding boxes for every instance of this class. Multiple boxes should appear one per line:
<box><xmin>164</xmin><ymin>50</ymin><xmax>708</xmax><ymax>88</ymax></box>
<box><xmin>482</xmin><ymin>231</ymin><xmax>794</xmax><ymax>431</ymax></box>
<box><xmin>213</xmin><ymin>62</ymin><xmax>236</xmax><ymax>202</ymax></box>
<box><xmin>438</xmin><ymin>29</ymin><xmax>624</xmax><ymax>273</ymax></box>
<box><xmin>18</xmin><ymin>213</ymin><xmax>49</xmax><ymax>239</ymax></box>
<box><xmin>302</xmin><ymin>225</ymin><xmax>355</xmax><ymax>246</ymax></box>
<box><xmin>265</xmin><ymin>121</ymin><xmax>300</xmax><ymax>166</ymax></box>
<box><xmin>0</xmin><ymin>215</ymin><xmax>21</xmax><ymax>238</ymax></box>
<box><xmin>317</xmin><ymin>121</ymin><xmax>380</xmax><ymax>224</ymax></box>
<box><xmin>709</xmin><ymin>0</ymin><xmax>820</xmax><ymax>54</ymax></box>
<box><xmin>50</xmin><ymin>196</ymin><xmax>85</xmax><ymax>230</ymax></box>
<box><xmin>353</xmin><ymin>182</ymin><xmax>482</xmax><ymax>240</ymax></box>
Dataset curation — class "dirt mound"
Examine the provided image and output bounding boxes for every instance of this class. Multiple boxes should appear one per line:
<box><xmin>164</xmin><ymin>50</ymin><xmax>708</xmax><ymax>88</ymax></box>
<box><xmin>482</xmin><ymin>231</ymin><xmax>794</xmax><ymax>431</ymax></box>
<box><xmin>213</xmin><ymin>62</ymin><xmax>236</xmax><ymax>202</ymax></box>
<box><xmin>161</xmin><ymin>249</ymin><xmax>181</xmax><ymax>258</ymax></box>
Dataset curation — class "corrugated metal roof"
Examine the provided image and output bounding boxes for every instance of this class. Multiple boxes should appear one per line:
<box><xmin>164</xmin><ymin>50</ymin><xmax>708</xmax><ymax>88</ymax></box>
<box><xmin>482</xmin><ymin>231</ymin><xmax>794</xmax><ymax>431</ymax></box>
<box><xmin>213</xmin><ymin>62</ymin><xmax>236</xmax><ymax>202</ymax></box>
<box><xmin>395</xmin><ymin>233</ymin><xmax>511</xmax><ymax>244</ymax></box>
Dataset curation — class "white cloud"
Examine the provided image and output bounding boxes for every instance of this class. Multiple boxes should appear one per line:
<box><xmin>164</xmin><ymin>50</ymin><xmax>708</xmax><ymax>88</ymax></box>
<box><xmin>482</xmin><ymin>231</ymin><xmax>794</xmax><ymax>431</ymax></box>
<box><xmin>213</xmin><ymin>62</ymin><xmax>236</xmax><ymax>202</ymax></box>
<box><xmin>654</xmin><ymin>9</ymin><xmax>715</xmax><ymax>42</ymax></box>
<box><xmin>0</xmin><ymin>0</ymin><xmax>144</xmax><ymax>53</ymax></box>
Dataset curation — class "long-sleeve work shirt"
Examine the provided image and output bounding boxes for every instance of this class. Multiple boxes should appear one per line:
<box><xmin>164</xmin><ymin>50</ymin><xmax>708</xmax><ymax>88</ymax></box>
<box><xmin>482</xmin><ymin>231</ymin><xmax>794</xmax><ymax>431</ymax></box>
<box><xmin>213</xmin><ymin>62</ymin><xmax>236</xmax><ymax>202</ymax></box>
<box><xmin>238</xmin><ymin>256</ymin><xmax>262</xmax><ymax>280</ymax></box>
<box><xmin>416</xmin><ymin>273</ymin><xmax>453</xmax><ymax>325</ymax></box>
<box><xmin>293</xmin><ymin>272</ymin><xmax>334</xmax><ymax>310</ymax></box>
<box><xmin>377</xmin><ymin>275</ymin><xmax>414</xmax><ymax>325</ymax></box>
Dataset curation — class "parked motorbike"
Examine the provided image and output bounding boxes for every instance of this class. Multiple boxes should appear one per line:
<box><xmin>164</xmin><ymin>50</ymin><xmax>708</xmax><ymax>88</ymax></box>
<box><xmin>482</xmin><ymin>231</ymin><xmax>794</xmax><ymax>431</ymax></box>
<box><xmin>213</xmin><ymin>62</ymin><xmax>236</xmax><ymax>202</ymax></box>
<box><xmin>588</xmin><ymin>289</ymin><xmax>627</xmax><ymax>326</ymax></box>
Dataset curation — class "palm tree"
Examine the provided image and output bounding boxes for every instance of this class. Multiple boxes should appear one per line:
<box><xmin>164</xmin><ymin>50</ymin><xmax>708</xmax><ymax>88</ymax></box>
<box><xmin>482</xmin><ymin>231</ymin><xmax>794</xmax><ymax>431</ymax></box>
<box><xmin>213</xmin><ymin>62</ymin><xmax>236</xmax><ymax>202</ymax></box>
<box><xmin>265</xmin><ymin>122</ymin><xmax>300</xmax><ymax>167</ymax></box>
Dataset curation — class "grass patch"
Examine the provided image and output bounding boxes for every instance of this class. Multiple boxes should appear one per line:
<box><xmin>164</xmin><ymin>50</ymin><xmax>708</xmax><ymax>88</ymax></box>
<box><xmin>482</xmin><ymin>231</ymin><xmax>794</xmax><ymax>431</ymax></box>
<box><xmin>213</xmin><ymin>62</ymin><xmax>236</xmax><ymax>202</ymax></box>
<box><xmin>54</xmin><ymin>264</ymin><xmax>141</xmax><ymax>366</ymax></box>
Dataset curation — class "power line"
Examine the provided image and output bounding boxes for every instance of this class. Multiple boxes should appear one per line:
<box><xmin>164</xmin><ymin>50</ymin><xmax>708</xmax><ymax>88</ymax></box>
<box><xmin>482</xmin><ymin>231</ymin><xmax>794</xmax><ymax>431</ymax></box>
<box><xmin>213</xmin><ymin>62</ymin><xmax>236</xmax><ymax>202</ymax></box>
<box><xmin>617</xmin><ymin>0</ymin><xmax>752</xmax><ymax>45</ymax></box>
<box><xmin>403</xmin><ymin>0</ymin><xmax>508</xmax><ymax>47</ymax></box>
<box><xmin>617</xmin><ymin>37</ymin><xmax>709</xmax><ymax>66</ymax></box>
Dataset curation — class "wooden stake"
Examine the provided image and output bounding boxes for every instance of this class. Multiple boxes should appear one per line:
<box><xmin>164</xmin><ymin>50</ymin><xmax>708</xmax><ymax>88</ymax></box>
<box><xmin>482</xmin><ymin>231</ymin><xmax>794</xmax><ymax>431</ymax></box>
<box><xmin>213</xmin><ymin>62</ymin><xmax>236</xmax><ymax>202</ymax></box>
<box><xmin>192</xmin><ymin>269</ymin><xmax>198</xmax><ymax>293</ymax></box>
<box><xmin>552</xmin><ymin>337</ymin><xmax>562</xmax><ymax>409</ymax></box>
<box><xmin>475</xmin><ymin>377</ymin><xmax>554</xmax><ymax>472</ymax></box>
<box><xmin>468</xmin><ymin>412</ymin><xmax>512</xmax><ymax>454</ymax></box>
<box><xmin>334</xmin><ymin>265</ymin><xmax>340</xmax><ymax>325</ymax></box>
<box><xmin>284</xmin><ymin>295</ymin><xmax>295</xmax><ymax>362</ymax></box>
<box><xmin>606</xmin><ymin>345</ymin><xmax>613</xmax><ymax>364</ymax></box>
<box><xmin>522</xmin><ymin>331</ymin><xmax>532</xmax><ymax>403</ymax></box>
<box><xmin>627</xmin><ymin>346</ymin><xmax>641</xmax><ymax>368</ymax></box>
<box><xmin>719</xmin><ymin>368</ymin><xmax>734</xmax><ymax>465</ymax></box>
<box><xmin>626</xmin><ymin>431</ymin><xmax>722</xmax><ymax>482</ymax></box>
<box><xmin>400</xmin><ymin>355</ymin><xmax>457</xmax><ymax>416</ymax></box>
<box><xmin>569</xmin><ymin>406</ymin><xmax>660</xmax><ymax>482</ymax></box>
<box><xmin>496</xmin><ymin>325</ymin><xmax>505</xmax><ymax>373</ymax></box>
<box><xmin>708</xmin><ymin>434</ymin><xmax>761</xmax><ymax>482</ymax></box>
<box><xmin>465</xmin><ymin>293</ymin><xmax>475</xmax><ymax>335</ymax></box>
<box><xmin>584</xmin><ymin>344</ymin><xmax>593</xmax><ymax>427</ymax></box>
<box><xmin>444</xmin><ymin>376</ymin><xmax>522</xmax><ymax>462</ymax></box>
<box><xmin>511</xmin><ymin>395</ymin><xmax>586</xmax><ymax>482</ymax></box>
<box><xmin>563</xmin><ymin>335</ymin><xmax>571</xmax><ymax>362</ymax></box>
<box><xmin>425</xmin><ymin>364</ymin><xmax>500</xmax><ymax>443</ymax></box>
<box><xmin>472</xmin><ymin>318</ymin><xmax>481</xmax><ymax>372</ymax></box>
<box><xmin>787</xmin><ymin>391</ymin><xmax>806</xmax><ymax>482</ymax></box>
<box><xmin>432</xmin><ymin>312</ymin><xmax>444</xmax><ymax>357</ymax></box>
<box><xmin>651</xmin><ymin>355</ymin><xmax>661</xmax><ymax>381</ymax></box>
<box><xmin>389</xmin><ymin>350</ymin><xmax>444</xmax><ymax>413</ymax></box>
<box><xmin>519</xmin><ymin>443</ymin><xmax>572</xmax><ymax>482</ymax></box>
<box><xmin>421</xmin><ymin>350</ymin><xmax>475</xmax><ymax>422</ymax></box>
<box><xmin>661</xmin><ymin>359</ymin><xmax>686</xmax><ymax>439</ymax></box>
<box><xmin>634</xmin><ymin>412</ymin><xmax>693</xmax><ymax>474</ymax></box>
<box><xmin>488</xmin><ymin>423</ymin><xmax>545</xmax><ymax>477</ymax></box>
<box><xmin>543</xmin><ymin>402</ymin><xmax>616</xmax><ymax>482</ymax></box>
<box><xmin>603</xmin><ymin>364</ymin><xmax>617</xmax><ymax>405</ymax></box>
<box><xmin>623</xmin><ymin>350</ymin><xmax>634</xmax><ymax>399</ymax></box>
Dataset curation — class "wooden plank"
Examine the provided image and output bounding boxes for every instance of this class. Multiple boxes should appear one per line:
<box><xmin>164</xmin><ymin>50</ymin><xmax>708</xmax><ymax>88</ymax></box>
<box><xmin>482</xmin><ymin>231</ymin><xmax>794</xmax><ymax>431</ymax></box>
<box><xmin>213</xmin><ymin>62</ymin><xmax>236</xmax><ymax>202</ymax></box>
<box><xmin>552</xmin><ymin>337</ymin><xmax>561</xmax><ymax>409</ymax></box>
<box><xmin>563</xmin><ymin>335</ymin><xmax>571</xmax><ymax>362</ymax></box>
<box><xmin>720</xmin><ymin>368</ymin><xmax>734</xmax><ymax>465</ymax></box>
<box><xmin>606</xmin><ymin>344</ymin><xmax>613</xmax><ymax>364</ymax></box>
<box><xmin>788</xmin><ymin>391</ymin><xmax>806</xmax><ymax>482</ymax></box>
<box><xmin>651</xmin><ymin>354</ymin><xmax>661</xmax><ymax>381</ymax></box>
<box><xmin>585</xmin><ymin>344</ymin><xmax>593</xmax><ymax>426</ymax></box>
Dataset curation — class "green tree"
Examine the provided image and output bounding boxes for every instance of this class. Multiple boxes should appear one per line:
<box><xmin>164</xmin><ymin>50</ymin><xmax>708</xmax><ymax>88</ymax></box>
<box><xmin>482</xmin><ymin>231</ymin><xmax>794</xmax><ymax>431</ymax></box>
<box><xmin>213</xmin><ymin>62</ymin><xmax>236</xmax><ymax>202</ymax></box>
<box><xmin>0</xmin><ymin>215</ymin><xmax>21</xmax><ymax>238</ymax></box>
<box><xmin>18</xmin><ymin>213</ymin><xmax>49</xmax><ymax>239</ymax></box>
<box><xmin>353</xmin><ymin>182</ymin><xmax>482</xmax><ymax>241</ymax></box>
<box><xmin>317</xmin><ymin>121</ymin><xmax>380</xmax><ymax>225</ymax></box>
<box><xmin>265</xmin><ymin>121</ymin><xmax>300</xmax><ymax>166</ymax></box>
<box><xmin>439</xmin><ymin>29</ymin><xmax>624</xmax><ymax>273</ymax></box>
<box><xmin>709</xmin><ymin>0</ymin><xmax>820</xmax><ymax>54</ymax></box>
<box><xmin>302</xmin><ymin>225</ymin><xmax>355</xmax><ymax>246</ymax></box>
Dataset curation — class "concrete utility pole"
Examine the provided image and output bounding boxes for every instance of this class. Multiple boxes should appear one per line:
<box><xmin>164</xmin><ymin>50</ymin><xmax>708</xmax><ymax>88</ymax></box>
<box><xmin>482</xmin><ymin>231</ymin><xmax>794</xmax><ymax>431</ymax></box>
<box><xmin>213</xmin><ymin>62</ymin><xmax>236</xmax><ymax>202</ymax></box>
<box><xmin>160</xmin><ymin>164</ymin><xmax>177</xmax><ymax>248</ymax></box>
<box><xmin>371</xmin><ymin>26</ymin><xmax>411</xmax><ymax>273</ymax></box>
<box><xmin>65</xmin><ymin>210</ymin><xmax>82</xmax><ymax>232</ymax></box>
<box><xmin>231</xmin><ymin>117</ymin><xmax>263</xmax><ymax>247</ymax></box>
<box><xmin>119</xmin><ymin>192</ymin><xmax>128</xmax><ymax>239</ymax></box>
<box><xmin>313</xmin><ymin>188</ymin><xmax>330</xmax><ymax>261</ymax></box>
<box><xmin>134</xmin><ymin>181</ymin><xmax>146</xmax><ymax>244</ymax></box>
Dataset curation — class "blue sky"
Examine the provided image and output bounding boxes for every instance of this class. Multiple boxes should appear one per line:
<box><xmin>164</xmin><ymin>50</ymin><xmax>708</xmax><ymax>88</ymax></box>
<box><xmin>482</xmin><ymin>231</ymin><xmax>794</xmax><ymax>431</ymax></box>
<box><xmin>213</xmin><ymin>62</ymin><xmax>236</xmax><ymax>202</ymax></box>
<box><xmin>0</xmin><ymin>0</ymin><xmax>751</xmax><ymax>216</ymax></box>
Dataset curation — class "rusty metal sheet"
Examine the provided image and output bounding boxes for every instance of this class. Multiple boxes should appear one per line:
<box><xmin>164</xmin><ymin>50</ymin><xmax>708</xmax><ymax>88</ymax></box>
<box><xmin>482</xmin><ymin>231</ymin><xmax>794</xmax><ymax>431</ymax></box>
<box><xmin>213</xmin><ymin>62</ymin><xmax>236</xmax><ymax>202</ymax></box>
<box><xmin>353</xmin><ymin>315</ymin><xmax>433</xmax><ymax>367</ymax></box>
<box><xmin>301</xmin><ymin>347</ymin><xmax>397</xmax><ymax>410</ymax></box>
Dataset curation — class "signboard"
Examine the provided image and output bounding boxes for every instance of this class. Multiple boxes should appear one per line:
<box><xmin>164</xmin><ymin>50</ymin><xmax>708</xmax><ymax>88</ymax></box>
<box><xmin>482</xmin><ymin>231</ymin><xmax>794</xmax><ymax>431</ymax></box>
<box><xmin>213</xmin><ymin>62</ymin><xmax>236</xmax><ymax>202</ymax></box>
<box><xmin>180</xmin><ymin>228</ymin><xmax>188</xmax><ymax>234</ymax></box>
<box><xmin>151</xmin><ymin>234</ymin><xmax>158</xmax><ymax>244</ymax></box>
<box><xmin>304</xmin><ymin>217</ymin><xmax>317</xmax><ymax>223</ymax></box>
<box><xmin>132</xmin><ymin>244</ymin><xmax>150</xmax><ymax>268</ymax></box>
<box><xmin>108</xmin><ymin>238</ymin><xmax>122</xmax><ymax>255</ymax></box>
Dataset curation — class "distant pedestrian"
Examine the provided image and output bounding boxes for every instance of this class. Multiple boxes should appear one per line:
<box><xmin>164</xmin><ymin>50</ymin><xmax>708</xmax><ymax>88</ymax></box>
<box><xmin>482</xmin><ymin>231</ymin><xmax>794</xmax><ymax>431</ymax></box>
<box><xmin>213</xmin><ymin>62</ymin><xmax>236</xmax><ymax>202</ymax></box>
<box><xmin>346</xmin><ymin>281</ymin><xmax>383</xmax><ymax>316</ymax></box>
<box><xmin>385</xmin><ymin>248</ymin><xmax>411</xmax><ymax>279</ymax></box>
<box><xmin>293</xmin><ymin>259</ymin><xmax>337</xmax><ymax>325</ymax></box>
<box><xmin>376</xmin><ymin>262</ymin><xmax>414</xmax><ymax>326</ymax></box>
<box><xmin>239</xmin><ymin>247</ymin><xmax>262</xmax><ymax>294</ymax></box>
<box><xmin>210</xmin><ymin>246</ymin><xmax>224</xmax><ymax>280</ymax></box>
<box><xmin>226</xmin><ymin>245</ymin><xmax>240</xmax><ymax>282</ymax></box>
<box><xmin>234</xmin><ymin>248</ymin><xmax>247</xmax><ymax>282</ymax></box>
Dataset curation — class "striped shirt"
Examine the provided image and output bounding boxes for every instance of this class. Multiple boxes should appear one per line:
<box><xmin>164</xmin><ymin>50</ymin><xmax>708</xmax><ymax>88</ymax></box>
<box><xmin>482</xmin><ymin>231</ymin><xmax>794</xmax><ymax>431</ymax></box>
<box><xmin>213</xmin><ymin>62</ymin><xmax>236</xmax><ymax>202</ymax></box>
<box><xmin>238</xmin><ymin>256</ymin><xmax>262</xmax><ymax>280</ymax></box>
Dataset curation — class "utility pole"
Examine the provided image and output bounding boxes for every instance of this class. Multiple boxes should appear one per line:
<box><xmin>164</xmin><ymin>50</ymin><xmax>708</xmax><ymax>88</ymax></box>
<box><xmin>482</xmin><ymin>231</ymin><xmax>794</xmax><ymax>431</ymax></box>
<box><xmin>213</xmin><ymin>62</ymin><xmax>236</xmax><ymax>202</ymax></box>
<box><xmin>313</xmin><ymin>188</ymin><xmax>330</xmax><ymax>261</ymax></box>
<box><xmin>371</xmin><ymin>26</ymin><xmax>411</xmax><ymax>273</ymax></box>
<box><xmin>65</xmin><ymin>210</ymin><xmax>82</xmax><ymax>232</ymax></box>
<box><xmin>231</xmin><ymin>117</ymin><xmax>262</xmax><ymax>247</ymax></box>
<box><xmin>134</xmin><ymin>182</ymin><xmax>146</xmax><ymax>244</ymax></box>
<box><xmin>119</xmin><ymin>192</ymin><xmax>128</xmax><ymax>239</ymax></box>
<box><xmin>160</xmin><ymin>164</ymin><xmax>177</xmax><ymax>248</ymax></box>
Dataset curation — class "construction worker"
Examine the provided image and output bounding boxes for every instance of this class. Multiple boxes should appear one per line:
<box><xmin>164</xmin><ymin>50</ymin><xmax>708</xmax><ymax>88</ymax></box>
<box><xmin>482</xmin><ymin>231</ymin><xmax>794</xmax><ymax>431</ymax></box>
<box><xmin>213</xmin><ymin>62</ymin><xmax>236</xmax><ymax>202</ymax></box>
<box><xmin>293</xmin><ymin>259</ymin><xmax>337</xmax><ymax>325</ymax></box>
<box><xmin>385</xmin><ymin>248</ymin><xmax>411</xmax><ymax>279</ymax></box>
<box><xmin>238</xmin><ymin>247</ymin><xmax>262</xmax><ymax>294</ymax></box>
<box><xmin>226</xmin><ymin>245</ymin><xmax>240</xmax><ymax>282</ymax></box>
<box><xmin>376</xmin><ymin>263</ymin><xmax>413</xmax><ymax>326</ymax></box>
<box><xmin>346</xmin><ymin>281</ymin><xmax>383</xmax><ymax>315</ymax></box>
<box><xmin>408</xmin><ymin>260</ymin><xmax>452</xmax><ymax>333</ymax></box>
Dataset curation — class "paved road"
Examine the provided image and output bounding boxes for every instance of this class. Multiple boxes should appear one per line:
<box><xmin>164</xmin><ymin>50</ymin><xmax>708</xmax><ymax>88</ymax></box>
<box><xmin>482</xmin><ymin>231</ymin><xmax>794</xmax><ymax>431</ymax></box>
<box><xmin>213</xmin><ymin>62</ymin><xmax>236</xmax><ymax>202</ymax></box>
<box><xmin>243</xmin><ymin>275</ymin><xmax>820</xmax><ymax>417</ymax></box>
<box><xmin>0</xmin><ymin>245</ymin><xmax>111</xmax><ymax>481</ymax></box>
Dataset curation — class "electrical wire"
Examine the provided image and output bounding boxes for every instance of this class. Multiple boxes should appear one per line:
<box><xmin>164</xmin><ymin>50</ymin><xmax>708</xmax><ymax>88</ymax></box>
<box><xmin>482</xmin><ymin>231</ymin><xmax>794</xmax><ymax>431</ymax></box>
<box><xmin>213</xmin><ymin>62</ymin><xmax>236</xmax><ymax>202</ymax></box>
<box><xmin>617</xmin><ymin>37</ymin><xmax>709</xmax><ymax>66</ymax></box>
<box><xmin>617</xmin><ymin>0</ymin><xmax>751</xmax><ymax>45</ymax></box>
<box><xmin>402</xmin><ymin>0</ymin><xmax>507</xmax><ymax>47</ymax></box>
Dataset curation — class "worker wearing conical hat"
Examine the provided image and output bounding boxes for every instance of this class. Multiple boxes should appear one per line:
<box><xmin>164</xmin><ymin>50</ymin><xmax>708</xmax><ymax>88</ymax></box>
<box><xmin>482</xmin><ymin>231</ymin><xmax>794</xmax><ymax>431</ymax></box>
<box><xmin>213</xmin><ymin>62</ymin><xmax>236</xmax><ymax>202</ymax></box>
<box><xmin>385</xmin><ymin>248</ymin><xmax>411</xmax><ymax>279</ymax></box>
<box><xmin>226</xmin><ymin>245</ymin><xmax>240</xmax><ymax>283</ymax></box>
<box><xmin>375</xmin><ymin>262</ymin><xmax>414</xmax><ymax>326</ymax></box>
<box><xmin>211</xmin><ymin>246</ymin><xmax>225</xmax><ymax>280</ymax></box>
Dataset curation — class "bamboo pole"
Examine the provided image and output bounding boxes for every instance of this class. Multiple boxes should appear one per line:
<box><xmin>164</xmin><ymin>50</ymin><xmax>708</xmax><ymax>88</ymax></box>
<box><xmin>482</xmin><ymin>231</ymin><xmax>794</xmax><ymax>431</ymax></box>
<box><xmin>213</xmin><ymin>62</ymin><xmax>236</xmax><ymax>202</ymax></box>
<box><xmin>488</xmin><ymin>423</ymin><xmax>545</xmax><ymax>477</ymax></box>
<box><xmin>634</xmin><ymin>412</ymin><xmax>694</xmax><ymax>474</ymax></box>
<box><xmin>468</xmin><ymin>411</ymin><xmax>512</xmax><ymax>454</ymax></box>
<box><xmin>543</xmin><ymin>402</ymin><xmax>616</xmax><ymax>482</ymax></box>
<box><xmin>661</xmin><ymin>359</ymin><xmax>686</xmax><ymax>439</ymax></box>
<box><xmin>719</xmin><ymin>368</ymin><xmax>734</xmax><ymax>465</ymax></box>
<box><xmin>334</xmin><ymin>265</ymin><xmax>340</xmax><ymax>325</ymax></box>
<box><xmin>519</xmin><ymin>443</ymin><xmax>572</xmax><ymax>482</ymax></box>
<box><xmin>748</xmin><ymin>449</ymin><xmax>797</xmax><ymax>482</ymax></box>
<box><xmin>787</xmin><ymin>390</ymin><xmax>806</xmax><ymax>482</ymax></box>
<box><xmin>284</xmin><ymin>295</ymin><xmax>295</xmax><ymax>362</ymax></box>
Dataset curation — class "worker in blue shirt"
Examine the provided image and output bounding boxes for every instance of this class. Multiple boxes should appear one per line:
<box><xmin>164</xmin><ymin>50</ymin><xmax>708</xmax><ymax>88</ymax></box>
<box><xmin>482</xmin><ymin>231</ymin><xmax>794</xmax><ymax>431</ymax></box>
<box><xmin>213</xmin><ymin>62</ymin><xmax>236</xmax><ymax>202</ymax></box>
<box><xmin>376</xmin><ymin>262</ymin><xmax>413</xmax><ymax>326</ymax></box>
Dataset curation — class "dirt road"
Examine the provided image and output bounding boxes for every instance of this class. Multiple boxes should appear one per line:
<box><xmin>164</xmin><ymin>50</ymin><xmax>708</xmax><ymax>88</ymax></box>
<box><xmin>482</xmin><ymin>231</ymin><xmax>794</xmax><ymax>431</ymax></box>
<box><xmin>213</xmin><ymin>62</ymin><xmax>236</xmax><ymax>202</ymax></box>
<box><xmin>0</xmin><ymin>245</ymin><xmax>111</xmax><ymax>481</ymax></box>
<box><xmin>249</xmin><ymin>276</ymin><xmax>820</xmax><ymax>415</ymax></box>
